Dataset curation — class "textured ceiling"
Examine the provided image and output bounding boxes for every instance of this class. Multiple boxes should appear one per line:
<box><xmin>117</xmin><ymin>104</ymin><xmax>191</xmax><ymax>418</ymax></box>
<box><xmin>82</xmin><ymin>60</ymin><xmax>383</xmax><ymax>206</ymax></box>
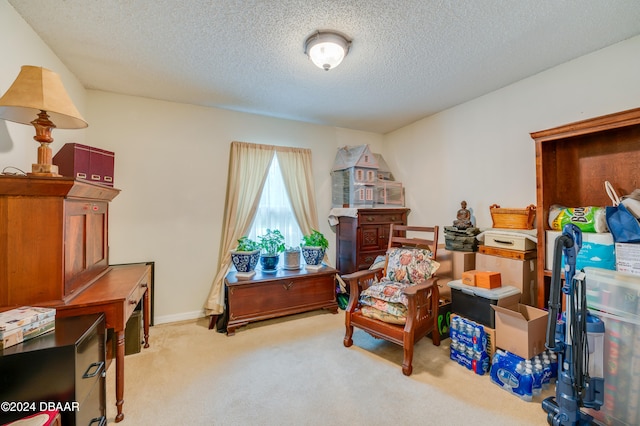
<box><xmin>7</xmin><ymin>0</ymin><xmax>640</xmax><ymax>134</ymax></box>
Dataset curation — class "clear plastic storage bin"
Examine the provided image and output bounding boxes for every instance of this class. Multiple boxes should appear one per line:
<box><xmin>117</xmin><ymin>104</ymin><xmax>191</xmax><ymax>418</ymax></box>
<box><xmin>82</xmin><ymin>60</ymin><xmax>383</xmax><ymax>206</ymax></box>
<box><xmin>584</xmin><ymin>267</ymin><xmax>640</xmax><ymax>426</ymax></box>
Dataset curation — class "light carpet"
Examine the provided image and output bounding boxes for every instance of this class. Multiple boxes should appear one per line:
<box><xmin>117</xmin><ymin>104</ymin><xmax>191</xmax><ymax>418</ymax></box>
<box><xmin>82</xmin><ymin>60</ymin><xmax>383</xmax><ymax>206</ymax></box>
<box><xmin>106</xmin><ymin>310</ymin><xmax>552</xmax><ymax>425</ymax></box>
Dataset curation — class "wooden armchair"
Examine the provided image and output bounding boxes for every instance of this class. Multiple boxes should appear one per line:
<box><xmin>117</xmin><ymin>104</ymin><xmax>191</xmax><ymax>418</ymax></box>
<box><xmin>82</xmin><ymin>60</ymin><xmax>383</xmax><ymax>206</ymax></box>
<box><xmin>342</xmin><ymin>224</ymin><xmax>440</xmax><ymax>376</ymax></box>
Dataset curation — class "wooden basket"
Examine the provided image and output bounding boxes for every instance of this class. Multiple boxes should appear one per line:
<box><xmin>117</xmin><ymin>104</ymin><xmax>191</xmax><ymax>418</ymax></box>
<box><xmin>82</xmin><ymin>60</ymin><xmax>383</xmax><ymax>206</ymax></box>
<box><xmin>489</xmin><ymin>204</ymin><xmax>536</xmax><ymax>229</ymax></box>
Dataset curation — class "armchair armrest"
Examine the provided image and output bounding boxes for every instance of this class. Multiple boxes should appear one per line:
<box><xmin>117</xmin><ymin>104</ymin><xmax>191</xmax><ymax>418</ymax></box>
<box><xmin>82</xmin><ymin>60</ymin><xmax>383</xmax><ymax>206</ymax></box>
<box><xmin>341</xmin><ymin>268</ymin><xmax>384</xmax><ymax>312</ymax></box>
<box><xmin>402</xmin><ymin>277</ymin><xmax>440</xmax><ymax>331</ymax></box>
<box><xmin>402</xmin><ymin>276</ymin><xmax>438</xmax><ymax>296</ymax></box>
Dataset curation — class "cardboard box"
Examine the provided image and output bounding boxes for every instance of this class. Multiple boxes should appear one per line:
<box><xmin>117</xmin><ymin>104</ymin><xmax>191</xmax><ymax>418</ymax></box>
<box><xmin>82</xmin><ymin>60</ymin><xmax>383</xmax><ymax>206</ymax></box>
<box><xmin>448</xmin><ymin>280</ymin><xmax>521</xmax><ymax>328</ymax></box>
<box><xmin>491</xmin><ymin>303</ymin><xmax>548</xmax><ymax>359</ymax></box>
<box><xmin>484</xmin><ymin>232</ymin><xmax>536</xmax><ymax>251</ymax></box>
<box><xmin>476</xmin><ymin>271</ymin><xmax>502</xmax><ymax>289</ymax></box>
<box><xmin>475</xmin><ymin>253</ymin><xmax>536</xmax><ymax>306</ymax></box>
<box><xmin>615</xmin><ymin>242</ymin><xmax>640</xmax><ymax>276</ymax></box>
<box><xmin>546</xmin><ymin>231</ymin><xmax>615</xmax><ymax>271</ymax></box>
<box><xmin>461</xmin><ymin>270</ymin><xmax>478</xmax><ymax>286</ymax></box>
<box><xmin>452</xmin><ymin>251</ymin><xmax>475</xmax><ymax>280</ymax></box>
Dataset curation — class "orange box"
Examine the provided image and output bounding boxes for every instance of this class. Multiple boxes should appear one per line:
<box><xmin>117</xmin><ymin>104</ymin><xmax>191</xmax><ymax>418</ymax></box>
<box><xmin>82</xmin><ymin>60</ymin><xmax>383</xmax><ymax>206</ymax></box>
<box><xmin>475</xmin><ymin>271</ymin><xmax>502</xmax><ymax>289</ymax></box>
<box><xmin>461</xmin><ymin>270</ymin><xmax>479</xmax><ymax>286</ymax></box>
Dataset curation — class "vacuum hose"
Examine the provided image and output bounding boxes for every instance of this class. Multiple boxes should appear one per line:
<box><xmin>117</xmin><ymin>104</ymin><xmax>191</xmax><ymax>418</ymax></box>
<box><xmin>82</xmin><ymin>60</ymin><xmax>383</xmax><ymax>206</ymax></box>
<box><xmin>546</xmin><ymin>234</ymin><xmax>574</xmax><ymax>350</ymax></box>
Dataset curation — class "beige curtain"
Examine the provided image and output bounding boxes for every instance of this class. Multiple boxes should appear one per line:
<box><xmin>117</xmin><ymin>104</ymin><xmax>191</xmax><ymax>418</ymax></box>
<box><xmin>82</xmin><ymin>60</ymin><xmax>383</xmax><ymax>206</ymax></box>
<box><xmin>276</xmin><ymin>148</ymin><xmax>319</xmax><ymax>237</ymax></box>
<box><xmin>204</xmin><ymin>142</ymin><xmax>274</xmax><ymax>315</ymax></box>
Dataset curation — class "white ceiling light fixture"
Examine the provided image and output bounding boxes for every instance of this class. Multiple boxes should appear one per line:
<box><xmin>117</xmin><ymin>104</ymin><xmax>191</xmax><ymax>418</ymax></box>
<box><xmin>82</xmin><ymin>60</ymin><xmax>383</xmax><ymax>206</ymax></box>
<box><xmin>304</xmin><ymin>31</ymin><xmax>351</xmax><ymax>71</ymax></box>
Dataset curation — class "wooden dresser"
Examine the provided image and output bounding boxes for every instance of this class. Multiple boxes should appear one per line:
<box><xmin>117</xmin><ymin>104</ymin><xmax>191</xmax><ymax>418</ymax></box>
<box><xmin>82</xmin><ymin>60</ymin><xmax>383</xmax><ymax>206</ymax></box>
<box><xmin>225</xmin><ymin>267</ymin><xmax>339</xmax><ymax>335</ymax></box>
<box><xmin>335</xmin><ymin>208</ymin><xmax>409</xmax><ymax>275</ymax></box>
<box><xmin>0</xmin><ymin>176</ymin><xmax>151</xmax><ymax>422</ymax></box>
<box><xmin>0</xmin><ymin>314</ymin><xmax>106</xmax><ymax>426</ymax></box>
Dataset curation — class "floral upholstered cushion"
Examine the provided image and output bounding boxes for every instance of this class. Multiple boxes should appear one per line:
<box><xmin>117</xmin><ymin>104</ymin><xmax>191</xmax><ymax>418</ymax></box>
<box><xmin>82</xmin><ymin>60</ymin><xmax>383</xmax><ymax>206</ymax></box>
<box><xmin>359</xmin><ymin>281</ymin><xmax>409</xmax><ymax>318</ymax></box>
<box><xmin>360</xmin><ymin>305</ymin><xmax>406</xmax><ymax>325</ymax></box>
<box><xmin>385</xmin><ymin>247</ymin><xmax>439</xmax><ymax>284</ymax></box>
<box><xmin>359</xmin><ymin>294</ymin><xmax>407</xmax><ymax>318</ymax></box>
<box><xmin>361</xmin><ymin>281</ymin><xmax>410</xmax><ymax>306</ymax></box>
<box><xmin>357</xmin><ymin>247</ymin><xmax>439</xmax><ymax>324</ymax></box>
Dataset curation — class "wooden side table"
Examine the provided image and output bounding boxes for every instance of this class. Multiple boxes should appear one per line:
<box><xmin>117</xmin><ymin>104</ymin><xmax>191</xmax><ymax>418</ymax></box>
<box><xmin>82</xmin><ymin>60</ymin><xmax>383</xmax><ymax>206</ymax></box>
<box><xmin>225</xmin><ymin>266</ymin><xmax>339</xmax><ymax>335</ymax></box>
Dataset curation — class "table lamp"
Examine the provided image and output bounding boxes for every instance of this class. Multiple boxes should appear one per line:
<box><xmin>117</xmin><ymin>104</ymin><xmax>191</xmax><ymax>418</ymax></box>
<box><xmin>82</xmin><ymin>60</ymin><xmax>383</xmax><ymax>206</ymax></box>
<box><xmin>0</xmin><ymin>65</ymin><xmax>88</xmax><ymax>176</ymax></box>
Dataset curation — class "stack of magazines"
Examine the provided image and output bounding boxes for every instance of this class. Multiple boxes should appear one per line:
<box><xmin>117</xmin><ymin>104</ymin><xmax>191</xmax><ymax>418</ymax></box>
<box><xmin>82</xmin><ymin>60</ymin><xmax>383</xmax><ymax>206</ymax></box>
<box><xmin>0</xmin><ymin>306</ymin><xmax>56</xmax><ymax>350</ymax></box>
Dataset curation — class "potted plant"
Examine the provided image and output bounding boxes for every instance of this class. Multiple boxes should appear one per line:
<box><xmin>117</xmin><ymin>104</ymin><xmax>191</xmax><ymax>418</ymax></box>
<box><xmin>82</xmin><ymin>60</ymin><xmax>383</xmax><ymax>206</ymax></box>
<box><xmin>258</xmin><ymin>229</ymin><xmax>285</xmax><ymax>271</ymax></box>
<box><xmin>230</xmin><ymin>236</ymin><xmax>260</xmax><ymax>274</ymax></box>
<box><xmin>283</xmin><ymin>246</ymin><xmax>301</xmax><ymax>270</ymax></box>
<box><xmin>301</xmin><ymin>229</ymin><xmax>329</xmax><ymax>267</ymax></box>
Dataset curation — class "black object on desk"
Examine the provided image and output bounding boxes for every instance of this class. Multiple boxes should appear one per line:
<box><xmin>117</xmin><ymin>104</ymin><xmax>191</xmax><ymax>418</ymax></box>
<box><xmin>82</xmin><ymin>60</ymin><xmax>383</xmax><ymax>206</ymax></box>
<box><xmin>0</xmin><ymin>313</ymin><xmax>106</xmax><ymax>426</ymax></box>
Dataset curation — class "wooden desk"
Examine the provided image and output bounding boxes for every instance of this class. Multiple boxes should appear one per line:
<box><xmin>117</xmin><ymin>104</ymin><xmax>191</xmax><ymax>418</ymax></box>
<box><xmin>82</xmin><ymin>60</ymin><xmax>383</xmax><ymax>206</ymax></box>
<box><xmin>225</xmin><ymin>266</ymin><xmax>339</xmax><ymax>335</ymax></box>
<box><xmin>54</xmin><ymin>263</ymin><xmax>151</xmax><ymax>423</ymax></box>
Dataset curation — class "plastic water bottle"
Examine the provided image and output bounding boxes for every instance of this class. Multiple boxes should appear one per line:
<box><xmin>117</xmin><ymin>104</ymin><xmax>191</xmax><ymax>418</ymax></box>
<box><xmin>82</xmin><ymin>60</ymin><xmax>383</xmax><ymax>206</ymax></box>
<box><xmin>457</xmin><ymin>343</ymin><xmax>467</xmax><ymax>366</ymax></box>
<box><xmin>549</xmin><ymin>352</ymin><xmax>558</xmax><ymax>380</ymax></box>
<box><xmin>542</xmin><ymin>359</ymin><xmax>552</xmax><ymax>390</ymax></box>
<box><xmin>472</xmin><ymin>350</ymin><xmax>489</xmax><ymax>375</ymax></box>
<box><xmin>465</xmin><ymin>346</ymin><xmax>474</xmax><ymax>370</ymax></box>
<box><xmin>519</xmin><ymin>367</ymin><xmax>534</xmax><ymax>401</ymax></box>
<box><xmin>532</xmin><ymin>362</ymin><xmax>543</xmax><ymax>396</ymax></box>
<box><xmin>451</xmin><ymin>316</ymin><xmax>459</xmax><ymax>334</ymax></box>
<box><xmin>450</xmin><ymin>341</ymin><xmax>458</xmax><ymax>361</ymax></box>
<box><xmin>465</xmin><ymin>323</ymin><xmax>474</xmax><ymax>346</ymax></box>
<box><xmin>472</xmin><ymin>325</ymin><xmax>486</xmax><ymax>353</ymax></box>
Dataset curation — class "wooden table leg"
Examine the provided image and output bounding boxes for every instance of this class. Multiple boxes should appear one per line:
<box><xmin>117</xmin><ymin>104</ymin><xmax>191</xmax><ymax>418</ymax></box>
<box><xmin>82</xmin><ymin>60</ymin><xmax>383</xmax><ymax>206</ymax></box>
<box><xmin>143</xmin><ymin>287</ymin><xmax>150</xmax><ymax>348</ymax></box>
<box><xmin>115</xmin><ymin>330</ymin><xmax>125</xmax><ymax>422</ymax></box>
<box><xmin>208</xmin><ymin>315</ymin><xmax>218</xmax><ymax>330</ymax></box>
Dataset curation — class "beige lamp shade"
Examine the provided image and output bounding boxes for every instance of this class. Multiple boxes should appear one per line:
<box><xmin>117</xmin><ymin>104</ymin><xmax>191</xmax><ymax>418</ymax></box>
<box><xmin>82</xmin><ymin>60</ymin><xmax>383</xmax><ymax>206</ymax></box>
<box><xmin>0</xmin><ymin>65</ymin><xmax>87</xmax><ymax>129</ymax></box>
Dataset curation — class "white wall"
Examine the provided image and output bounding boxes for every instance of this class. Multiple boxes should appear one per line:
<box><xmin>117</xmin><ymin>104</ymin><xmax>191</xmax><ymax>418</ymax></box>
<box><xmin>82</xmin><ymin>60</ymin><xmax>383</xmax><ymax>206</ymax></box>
<box><xmin>0</xmin><ymin>1</ymin><xmax>87</xmax><ymax>170</ymax></box>
<box><xmin>383</xmin><ymin>34</ymin><xmax>640</xmax><ymax>232</ymax></box>
<box><xmin>85</xmin><ymin>92</ymin><xmax>382</xmax><ymax>323</ymax></box>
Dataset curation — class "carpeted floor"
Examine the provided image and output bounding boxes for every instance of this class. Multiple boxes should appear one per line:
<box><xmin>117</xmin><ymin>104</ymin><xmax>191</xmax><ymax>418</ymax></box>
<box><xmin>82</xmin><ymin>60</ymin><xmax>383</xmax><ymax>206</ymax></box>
<box><xmin>106</xmin><ymin>310</ymin><xmax>552</xmax><ymax>425</ymax></box>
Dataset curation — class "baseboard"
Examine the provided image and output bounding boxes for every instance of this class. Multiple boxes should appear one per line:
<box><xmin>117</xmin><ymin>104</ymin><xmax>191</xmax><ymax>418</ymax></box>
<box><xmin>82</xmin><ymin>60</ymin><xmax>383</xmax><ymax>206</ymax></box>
<box><xmin>154</xmin><ymin>310</ymin><xmax>206</xmax><ymax>325</ymax></box>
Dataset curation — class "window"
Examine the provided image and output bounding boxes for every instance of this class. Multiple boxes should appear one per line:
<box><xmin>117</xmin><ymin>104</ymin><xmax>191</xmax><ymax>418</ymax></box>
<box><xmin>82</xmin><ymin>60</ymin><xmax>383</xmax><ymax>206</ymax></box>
<box><xmin>247</xmin><ymin>156</ymin><xmax>303</xmax><ymax>249</ymax></box>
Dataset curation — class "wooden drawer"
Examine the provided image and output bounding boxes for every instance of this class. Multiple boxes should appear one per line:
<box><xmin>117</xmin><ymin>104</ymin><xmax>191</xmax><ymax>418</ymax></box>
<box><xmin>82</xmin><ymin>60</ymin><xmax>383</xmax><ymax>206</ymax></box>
<box><xmin>359</xmin><ymin>211</ymin><xmax>406</xmax><ymax>224</ymax></box>
<box><xmin>484</xmin><ymin>232</ymin><xmax>536</xmax><ymax>251</ymax></box>
<box><xmin>125</xmin><ymin>271</ymin><xmax>150</xmax><ymax>319</ymax></box>
<box><xmin>357</xmin><ymin>250</ymin><xmax>386</xmax><ymax>270</ymax></box>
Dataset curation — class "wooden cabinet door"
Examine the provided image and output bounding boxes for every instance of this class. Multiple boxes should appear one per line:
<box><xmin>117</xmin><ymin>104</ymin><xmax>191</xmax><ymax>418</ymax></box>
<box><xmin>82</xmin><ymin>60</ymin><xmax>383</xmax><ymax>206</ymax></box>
<box><xmin>64</xmin><ymin>200</ymin><xmax>109</xmax><ymax>297</ymax></box>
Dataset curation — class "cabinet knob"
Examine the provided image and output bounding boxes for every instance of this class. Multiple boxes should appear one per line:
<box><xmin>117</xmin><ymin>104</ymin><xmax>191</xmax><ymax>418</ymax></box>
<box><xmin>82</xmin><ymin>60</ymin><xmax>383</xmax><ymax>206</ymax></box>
<box><xmin>366</xmin><ymin>216</ymin><xmax>374</xmax><ymax>222</ymax></box>
<box><xmin>129</xmin><ymin>299</ymin><xmax>137</xmax><ymax>305</ymax></box>
<box><xmin>141</xmin><ymin>283</ymin><xmax>148</xmax><ymax>288</ymax></box>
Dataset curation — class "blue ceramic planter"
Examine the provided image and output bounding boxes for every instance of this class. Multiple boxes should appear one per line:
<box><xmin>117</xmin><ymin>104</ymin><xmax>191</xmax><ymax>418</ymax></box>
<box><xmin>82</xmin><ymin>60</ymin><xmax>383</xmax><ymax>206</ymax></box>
<box><xmin>302</xmin><ymin>246</ymin><xmax>326</xmax><ymax>266</ymax></box>
<box><xmin>260</xmin><ymin>254</ymin><xmax>280</xmax><ymax>271</ymax></box>
<box><xmin>230</xmin><ymin>249</ymin><xmax>260</xmax><ymax>273</ymax></box>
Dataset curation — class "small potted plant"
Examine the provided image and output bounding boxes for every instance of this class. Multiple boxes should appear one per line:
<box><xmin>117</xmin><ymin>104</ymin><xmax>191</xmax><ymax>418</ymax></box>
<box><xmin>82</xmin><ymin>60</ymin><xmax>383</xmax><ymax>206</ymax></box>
<box><xmin>283</xmin><ymin>246</ymin><xmax>301</xmax><ymax>270</ymax></box>
<box><xmin>301</xmin><ymin>229</ymin><xmax>329</xmax><ymax>267</ymax></box>
<box><xmin>230</xmin><ymin>236</ymin><xmax>260</xmax><ymax>275</ymax></box>
<box><xmin>258</xmin><ymin>229</ymin><xmax>285</xmax><ymax>271</ymax></box>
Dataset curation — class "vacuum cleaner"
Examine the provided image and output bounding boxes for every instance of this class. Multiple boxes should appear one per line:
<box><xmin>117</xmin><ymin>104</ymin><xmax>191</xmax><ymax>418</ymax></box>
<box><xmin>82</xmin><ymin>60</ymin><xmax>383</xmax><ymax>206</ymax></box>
<box><xmin>542</xmin><ymin>223</ymin><xmax>605</xmax><ymax>425</ymax></box>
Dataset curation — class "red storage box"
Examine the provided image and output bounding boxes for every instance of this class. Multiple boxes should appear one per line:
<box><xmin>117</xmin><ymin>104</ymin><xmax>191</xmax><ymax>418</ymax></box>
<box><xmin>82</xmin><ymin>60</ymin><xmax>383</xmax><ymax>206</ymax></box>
<box><xmin>53</xmin><ymin>143</ymin><xmax>114</xmax><ymax>186</ymax></box>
